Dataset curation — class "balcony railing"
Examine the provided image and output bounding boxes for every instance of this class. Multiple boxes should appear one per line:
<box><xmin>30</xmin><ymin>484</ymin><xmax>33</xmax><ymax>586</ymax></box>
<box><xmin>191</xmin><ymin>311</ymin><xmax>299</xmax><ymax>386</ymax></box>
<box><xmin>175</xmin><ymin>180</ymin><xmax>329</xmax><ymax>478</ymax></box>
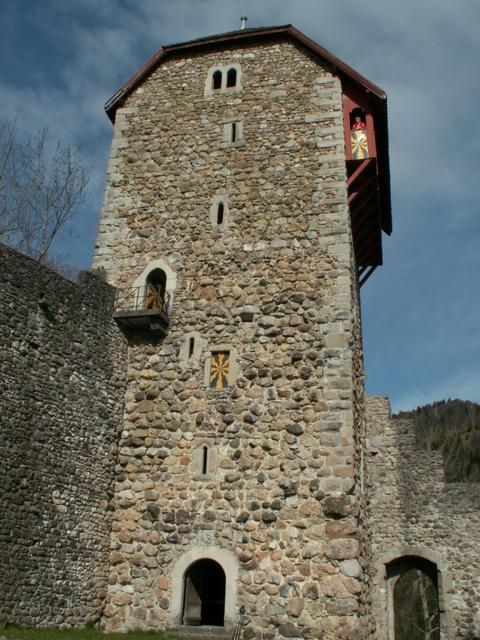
<box><xmin>113</xmin><ymin>285</ymin><xmax>170</xmax><ymax>334</ymax></box>
<box><xmin>115</xmin><ymin>285</ymin><xmax>170</xmax><ymax>314</ymax></box>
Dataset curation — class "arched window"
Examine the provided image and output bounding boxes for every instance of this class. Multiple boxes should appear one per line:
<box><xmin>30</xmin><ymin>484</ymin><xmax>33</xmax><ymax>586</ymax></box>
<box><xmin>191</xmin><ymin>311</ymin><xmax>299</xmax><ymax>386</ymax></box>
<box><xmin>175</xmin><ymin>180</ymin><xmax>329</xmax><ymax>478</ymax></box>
<box><xmin>145</xmin><ymin>268</ymin><xmax>167</xmax><ymax>310</ymax></box>
<box><xmin>387</xmin><ymin>557</ymin><xmax>440</xmax><ymax>640</ymax></box>
<box><xmin>205</xmin><ymin>64</ymin><xmax>242</xmax><ymax>97</ymax></box>
<box><xmin>183</xmin><ymin>559</ymin><xmax>226</xmax><ymax>626</ymax></box>
<box><xmin>211</xmin><ymin>196</ymin><xmax>229</xmax><ymax>231</ymax></box>
<box><xmin>226</xmin><ymin>67</ymin><xmax>237</xmax><ymax>88</ymax></box>
<box><xmin>212</xmin><ymin>70</ymin><xmax>222</xmax><ymax>90</ymax></box>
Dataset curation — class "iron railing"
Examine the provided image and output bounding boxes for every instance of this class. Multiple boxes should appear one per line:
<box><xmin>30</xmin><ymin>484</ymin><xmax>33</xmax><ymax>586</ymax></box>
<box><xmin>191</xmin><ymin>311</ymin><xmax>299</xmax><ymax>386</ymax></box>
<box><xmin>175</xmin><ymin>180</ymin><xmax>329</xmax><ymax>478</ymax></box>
<box><xmin>231</xmin><ymin>605</ymin><xmax>246</xmax><ymax>640</ymax></box>
<box><xmin>114</xmin><ymin>285</ymin><xmax>170</xmax><ymax>315</ymax></box>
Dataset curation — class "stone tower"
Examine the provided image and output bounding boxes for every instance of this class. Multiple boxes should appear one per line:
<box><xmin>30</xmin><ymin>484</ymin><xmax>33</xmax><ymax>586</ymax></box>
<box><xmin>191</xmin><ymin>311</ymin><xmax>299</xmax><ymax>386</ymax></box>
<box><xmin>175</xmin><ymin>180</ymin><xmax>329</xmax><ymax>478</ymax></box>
<box><xmin>93</xmin><ymin>25</ymin><xmax>391</xmax><ymax>640</ymax></box>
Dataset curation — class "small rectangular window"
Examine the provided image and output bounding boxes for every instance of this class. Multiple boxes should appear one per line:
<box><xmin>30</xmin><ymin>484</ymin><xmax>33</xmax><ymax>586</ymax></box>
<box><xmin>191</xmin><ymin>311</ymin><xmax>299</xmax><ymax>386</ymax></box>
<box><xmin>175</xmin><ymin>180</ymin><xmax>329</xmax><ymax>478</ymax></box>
<box><xmin>223</xmin><ymin>121</ymin><xmax>243</xmax><ymax>146</ymax></box>
<box><xmin>209</xmin><ymin>351</ymin><xmax>230</xmax><ymax>390</ymax></box>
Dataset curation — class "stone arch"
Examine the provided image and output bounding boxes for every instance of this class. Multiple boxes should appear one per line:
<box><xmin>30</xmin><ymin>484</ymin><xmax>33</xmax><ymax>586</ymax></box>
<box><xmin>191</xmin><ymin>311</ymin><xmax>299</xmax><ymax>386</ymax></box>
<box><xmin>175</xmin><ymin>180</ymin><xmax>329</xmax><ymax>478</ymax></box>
<box><xmin>183</xmin><ymin>558</ymin><xmax>225</xmax><ymax>626</ymax></box>
<box><xmin>134</xmin><ymin>259</ymin><xmax>177</xmax><ymax>309</ymax></box>
<box><xmin>372</xmin><ymin>547</ymin><xmax>453</xmax><ymax>640</ymax></box>
<box><xmin>170</xmin><ymin>545</ymin><xmax>238</xmax><ymax>626</ymax></box>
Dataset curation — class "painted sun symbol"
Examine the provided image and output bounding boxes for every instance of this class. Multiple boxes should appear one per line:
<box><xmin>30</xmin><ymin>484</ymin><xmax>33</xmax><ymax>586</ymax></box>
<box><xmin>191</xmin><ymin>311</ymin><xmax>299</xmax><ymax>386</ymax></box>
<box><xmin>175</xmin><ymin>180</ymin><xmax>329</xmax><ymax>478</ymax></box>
<box><xmin>351</xmin><ymin>131</ymin><xmax>369</xmax><ymax>160</ymax></box>
<box><xmin>210</xmin><ymin>352</ymin><xmax>230</xmax><ymax>390</ymax></box>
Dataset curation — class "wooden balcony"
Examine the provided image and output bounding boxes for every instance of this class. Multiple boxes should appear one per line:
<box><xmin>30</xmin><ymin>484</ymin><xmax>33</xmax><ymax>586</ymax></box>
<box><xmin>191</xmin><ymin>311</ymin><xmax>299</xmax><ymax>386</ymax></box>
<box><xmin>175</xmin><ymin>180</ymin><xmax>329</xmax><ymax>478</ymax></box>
<box><xmin>113</xmin><ymin>285</ymin><xmax>170</xmax><ymax>335</ymax></box>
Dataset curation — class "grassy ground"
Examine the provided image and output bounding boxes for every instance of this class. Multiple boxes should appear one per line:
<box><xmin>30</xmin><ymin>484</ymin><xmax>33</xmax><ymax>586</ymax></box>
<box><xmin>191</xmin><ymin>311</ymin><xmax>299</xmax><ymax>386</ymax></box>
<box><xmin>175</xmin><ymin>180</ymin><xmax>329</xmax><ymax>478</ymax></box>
<box><xmin>1</xmin><ymin>626</ymin><xmax>175</xmax><ymax>640</ymax></box>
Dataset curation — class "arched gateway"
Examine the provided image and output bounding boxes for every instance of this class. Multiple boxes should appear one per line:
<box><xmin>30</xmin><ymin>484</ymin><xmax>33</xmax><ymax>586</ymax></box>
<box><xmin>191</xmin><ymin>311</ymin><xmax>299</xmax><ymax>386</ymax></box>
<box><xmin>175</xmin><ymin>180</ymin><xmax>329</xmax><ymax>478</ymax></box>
<box><xmin>170</xmin><ymin>546</ymin><xmax>238</xmax><ymax>628</ymax></box>
<box><xmin>183</xmin><ymin>559</ymin><xmax>226</xmax><ymax>626</ymax></box>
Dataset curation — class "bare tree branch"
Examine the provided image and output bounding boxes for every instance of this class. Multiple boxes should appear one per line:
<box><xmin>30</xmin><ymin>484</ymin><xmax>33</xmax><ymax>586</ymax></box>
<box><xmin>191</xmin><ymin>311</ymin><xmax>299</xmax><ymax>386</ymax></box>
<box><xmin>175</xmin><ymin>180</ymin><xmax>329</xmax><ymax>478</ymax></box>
<box><xmin>0</xmin><ymin>122</ymin><xmax>89</xmax><ymax>264</ymax></box>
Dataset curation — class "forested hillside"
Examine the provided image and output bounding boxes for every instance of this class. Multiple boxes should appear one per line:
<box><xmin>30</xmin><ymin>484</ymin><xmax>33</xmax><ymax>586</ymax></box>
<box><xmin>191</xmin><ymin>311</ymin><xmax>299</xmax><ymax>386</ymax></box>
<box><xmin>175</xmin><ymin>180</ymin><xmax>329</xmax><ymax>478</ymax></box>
<box><xmin>394</xmin><ymin>399</ymin><xmax>480</xmax><ymax>482</ymax></box>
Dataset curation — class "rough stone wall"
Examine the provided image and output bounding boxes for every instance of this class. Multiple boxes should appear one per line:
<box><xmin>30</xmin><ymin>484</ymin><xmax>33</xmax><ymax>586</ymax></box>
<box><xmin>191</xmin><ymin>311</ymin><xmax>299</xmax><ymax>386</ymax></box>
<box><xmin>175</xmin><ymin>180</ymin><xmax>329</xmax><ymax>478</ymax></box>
<box><xmin>366</xmin><ymin>396</ymin><xmax>480</xmax><ymax>640</ymax></box>
<box><xmin>94</xmin><ymin>40</ymin><xmax>365</xmax><ymax>639</ymax></box>
<box><xmin>349</xmin><ymin>275</ymin><xmax>372</xmax><ymax>635</ymax></box>
<box><xmin>0</xmin><ymin>244</ymin><xmax>127</xmax><ymax>627</ymax></box>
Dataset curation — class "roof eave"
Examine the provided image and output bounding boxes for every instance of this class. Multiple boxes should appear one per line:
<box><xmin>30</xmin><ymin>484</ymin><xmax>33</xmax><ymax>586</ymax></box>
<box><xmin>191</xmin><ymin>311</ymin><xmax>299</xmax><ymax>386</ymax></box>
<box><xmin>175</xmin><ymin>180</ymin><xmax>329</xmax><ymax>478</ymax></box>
<box><xmin>105</xmin><ymin>24</ymin><xmax>387</xmax><ymax>122</ymax></box>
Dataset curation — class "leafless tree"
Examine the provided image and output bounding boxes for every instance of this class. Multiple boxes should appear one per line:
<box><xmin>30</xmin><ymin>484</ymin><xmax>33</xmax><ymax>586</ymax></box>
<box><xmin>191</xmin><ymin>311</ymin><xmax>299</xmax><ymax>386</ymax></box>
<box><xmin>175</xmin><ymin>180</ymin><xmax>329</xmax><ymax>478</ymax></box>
<box><xmin>0</xmin><ymin>122</ymin><xmax>89</xmax><ymax>264</ymax></box>
<box><xmin>0</xmin><ymin>121</ymin><xmax>18</xmax><ymax>239</ymax></box>
<box><xmin>416</xmin><ymin>570</ymin><xmax>440</xmax><ymax>640</ymax></box>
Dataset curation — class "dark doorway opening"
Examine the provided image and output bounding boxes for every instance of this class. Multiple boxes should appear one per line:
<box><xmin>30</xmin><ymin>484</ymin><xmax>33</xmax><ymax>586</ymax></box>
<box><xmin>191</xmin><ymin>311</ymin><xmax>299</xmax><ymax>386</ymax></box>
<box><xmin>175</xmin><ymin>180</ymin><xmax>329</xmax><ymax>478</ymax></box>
<box><xmin>388</xmin><ymin>556</ymin><xmax>440</xmax><ymax>640</ymax></box>
<box><xmin>183</xmin><ymin>559</ymin><xmax>226</xmax><ymax>626</ymax></box>
<box><xmin>145</xmin><ymin>268</ymin><xmax>167</xmax><ymax>310</ymax></box>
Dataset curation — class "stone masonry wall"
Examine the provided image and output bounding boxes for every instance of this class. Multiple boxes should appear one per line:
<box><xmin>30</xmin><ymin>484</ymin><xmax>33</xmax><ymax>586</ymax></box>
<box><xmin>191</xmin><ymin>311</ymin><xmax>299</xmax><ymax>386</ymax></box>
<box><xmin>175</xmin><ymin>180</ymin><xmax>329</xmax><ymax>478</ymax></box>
<box><xmin>366</xmin><ymin>396</ymin><xmax>480</xmax><ymax>640</ymax></box>
<box><xmin>349</xmin><ymin>273</ymin><xmax>372</xmax><ymax>636</ymax></box>
<box><xmin>94</xmin><ymin>39</ymin><xmax>366</xmax><ymax>639</ymax></box>
<box><xmin>0</xmin><ymin>245</ymin><xmax>127</xmax><ymax>627</ymax></box>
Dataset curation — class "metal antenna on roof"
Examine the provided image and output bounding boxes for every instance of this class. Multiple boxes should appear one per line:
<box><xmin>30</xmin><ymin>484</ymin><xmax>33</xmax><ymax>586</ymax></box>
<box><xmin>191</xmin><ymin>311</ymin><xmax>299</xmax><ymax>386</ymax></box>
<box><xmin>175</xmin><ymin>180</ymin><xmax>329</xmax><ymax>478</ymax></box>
<box><xmin>240</xmin><ymin>16</ymin><xmax>248</xmax><ymax>30</ymax></box>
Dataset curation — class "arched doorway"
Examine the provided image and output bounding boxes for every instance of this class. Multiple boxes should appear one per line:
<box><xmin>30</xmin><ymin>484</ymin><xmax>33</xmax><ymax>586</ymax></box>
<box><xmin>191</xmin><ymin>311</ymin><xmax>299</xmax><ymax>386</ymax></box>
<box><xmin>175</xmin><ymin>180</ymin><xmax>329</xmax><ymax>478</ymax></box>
<box><xmin>145</xmin><ymin>268</ymin><xmax>167</xmax><ymax>310</ymax></box>
<box><xmin>182</xmin><ymin>559</ymin><xmax>226</xmax><ymax>626</ymax></box>
<box><xmin>388</xmin><ymin>556</ymin><xmax>440</xmax><ymax>640</ymax></box>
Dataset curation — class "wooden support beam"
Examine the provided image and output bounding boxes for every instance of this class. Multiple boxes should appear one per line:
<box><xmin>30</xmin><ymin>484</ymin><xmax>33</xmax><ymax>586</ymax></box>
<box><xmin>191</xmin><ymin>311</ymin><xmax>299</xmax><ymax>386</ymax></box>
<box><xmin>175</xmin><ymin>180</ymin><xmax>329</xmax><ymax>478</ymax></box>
<box><xmin>347</xmin><ymin>159</ymin><xmax>372</xmax><ymax>186</ymax></box>
<box><xmin>359</xmin><ymin>265</ymin><xmax>377</xmax><ymax>287</ymax></box>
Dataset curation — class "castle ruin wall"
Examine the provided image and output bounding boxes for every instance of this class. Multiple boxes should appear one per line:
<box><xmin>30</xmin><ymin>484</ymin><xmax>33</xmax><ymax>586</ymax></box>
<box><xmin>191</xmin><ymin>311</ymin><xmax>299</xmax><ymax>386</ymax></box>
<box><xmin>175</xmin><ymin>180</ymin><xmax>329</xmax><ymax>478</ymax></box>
<box><xmin>366</xmin><ymin>396</ymin><xmax>480</xmax><ymax>640</ymax></box>
<box><xmin>0</xmin><ymin>245</ymin><xmax>127</xmax><ymax>627</ymax></box>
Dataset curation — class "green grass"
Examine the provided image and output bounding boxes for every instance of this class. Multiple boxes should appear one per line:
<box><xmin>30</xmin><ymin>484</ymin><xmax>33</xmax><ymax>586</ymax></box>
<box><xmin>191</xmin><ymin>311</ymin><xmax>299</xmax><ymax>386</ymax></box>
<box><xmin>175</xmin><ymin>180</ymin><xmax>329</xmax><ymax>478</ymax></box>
<box><xmin>2</xmin><ymin>626</ymin><xmax>176</xmax><ymax>640</ymax></box>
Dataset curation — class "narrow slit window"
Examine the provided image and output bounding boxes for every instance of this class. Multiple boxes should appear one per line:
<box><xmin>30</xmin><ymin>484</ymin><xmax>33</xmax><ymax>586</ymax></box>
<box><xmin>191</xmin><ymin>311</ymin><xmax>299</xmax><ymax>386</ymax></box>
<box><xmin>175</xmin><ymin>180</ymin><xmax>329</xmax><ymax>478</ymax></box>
<box><xmin>202</xmin><ymin>447</ymin><xmax>208</xmax><ymax>475</ymax></box>
<box><xmin>212</xmin><ymin>70</ymin><xmax>222</xmax><ymax>90</ymax></box>
<box><xmin>210</xmin><ymin>197</ymin><xmax>228</xmax><ymax>231</ymax></box>
<box><xmin>226</xmin><ymin>68</ymin><xmax>237</xmax><ymax>88</ymax></box>
<box><xmin>188</xmin><ymin>336</ymin><xmax>195</xmax><ymax>359</ymax></box>
<box><xmin>231</xmin><ymin>122</ymin><xmax>237</xmax><ymax>143</ymax></box>
<box><xmin>217</xmin><ymin>202</ymin><xmax>224</xmax><ymax>225</ymax></box>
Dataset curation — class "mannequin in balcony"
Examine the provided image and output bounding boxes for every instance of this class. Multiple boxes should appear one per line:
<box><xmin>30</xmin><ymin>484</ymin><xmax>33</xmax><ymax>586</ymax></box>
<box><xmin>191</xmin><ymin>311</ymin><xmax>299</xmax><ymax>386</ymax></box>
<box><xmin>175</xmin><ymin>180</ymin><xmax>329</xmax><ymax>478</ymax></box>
<box><xmin>352</xmin><ymin>115</ymin><xmax>367</xmax><ymax>130</ymax></box>
<box><xmin>351</xmin><ymin>114</ymin><xmax>368</xmax><ymax>159</ymax></box>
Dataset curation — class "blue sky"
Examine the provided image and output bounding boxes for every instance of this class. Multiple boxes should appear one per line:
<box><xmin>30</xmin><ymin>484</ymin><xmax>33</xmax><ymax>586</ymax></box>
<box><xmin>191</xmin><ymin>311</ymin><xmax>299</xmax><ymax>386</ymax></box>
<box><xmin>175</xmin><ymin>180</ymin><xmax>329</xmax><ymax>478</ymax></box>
<box><xmin>1</xmin><ymin>0</ymin><xmax>479</xmax><ymax>412</ymax></box>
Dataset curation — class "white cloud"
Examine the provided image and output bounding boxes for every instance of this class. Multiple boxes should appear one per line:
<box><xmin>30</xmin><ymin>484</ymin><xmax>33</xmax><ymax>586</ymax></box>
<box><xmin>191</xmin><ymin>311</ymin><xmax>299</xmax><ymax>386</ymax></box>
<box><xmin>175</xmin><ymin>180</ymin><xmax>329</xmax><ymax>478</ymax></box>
<box><xmin>2</xmin><ymin>0</ymin><xmax>479</xmax><ymax>407</ymax></box>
